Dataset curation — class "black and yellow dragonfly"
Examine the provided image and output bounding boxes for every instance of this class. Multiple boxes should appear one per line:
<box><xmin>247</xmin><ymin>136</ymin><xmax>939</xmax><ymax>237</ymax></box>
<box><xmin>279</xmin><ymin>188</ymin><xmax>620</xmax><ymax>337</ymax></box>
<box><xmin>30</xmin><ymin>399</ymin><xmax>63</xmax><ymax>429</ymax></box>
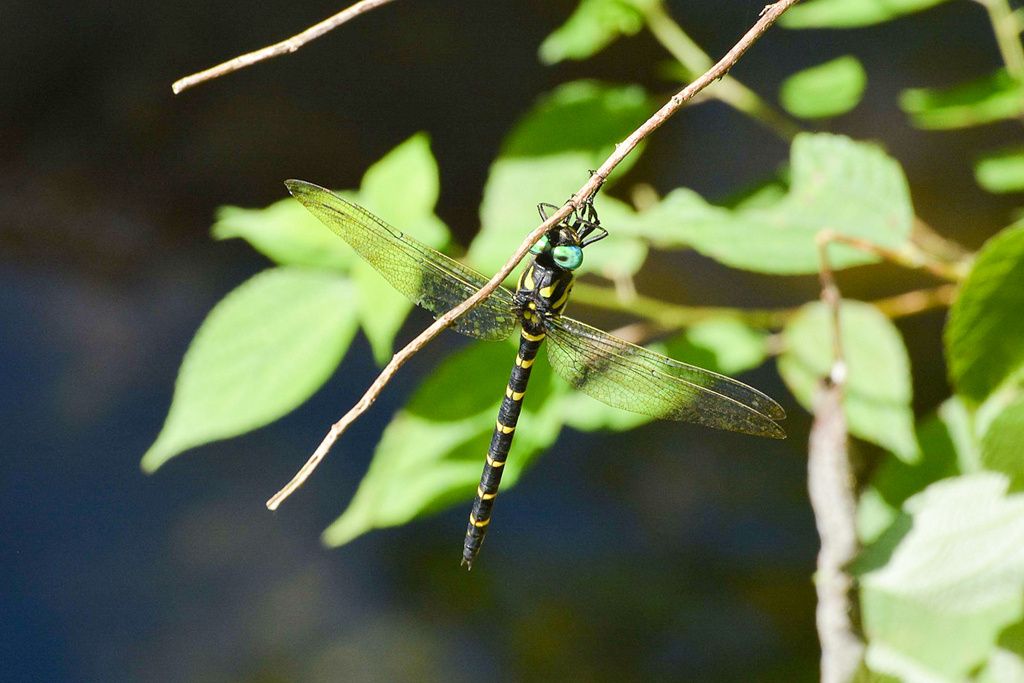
<box><xmin>286</xmin><ymin>180</ymin><xmax>786</xmax><ymax>569</ymax></box>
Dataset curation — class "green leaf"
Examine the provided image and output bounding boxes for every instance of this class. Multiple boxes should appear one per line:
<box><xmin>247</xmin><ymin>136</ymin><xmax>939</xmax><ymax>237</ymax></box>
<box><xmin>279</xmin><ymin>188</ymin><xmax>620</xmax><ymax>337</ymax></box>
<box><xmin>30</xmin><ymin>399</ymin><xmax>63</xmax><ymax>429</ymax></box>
<box><xmin>142</xmin><ymin>268</ymin><xmax>358</xmax><ymax>472</ymax></box>
<box><xmin>981</xmin><ymin>394</ymin><xmax>1024</xmax><ymax>491</ymax></box>
<box><xmin>354</xmin><ymin>133</ymin><xmax>449</xmax><ymax>364</ymax></box>
<box><xmin>778</xmin><ymin>300</ymin><xmax>918</xmax><ymax>461</ymax></box>
<box><xmin>538</xmin><ymin>0</ymin><xmax>654</xmax><ymax>64</ymax></box>
<box><xmin>781</xmin><ymin>0</ymin><xmax>952</xmax><ymax>28</ymax></box>
<box><xmin>469</xmin><ymin>81</ymin><xmax>652</xmax><ymax>278</ymax></box>
<box><xmin>976</xmin><ymin>146</ymin><xmax>1024</xmax><ymax>194</ymax></box>
<box><xmin>946</xmin><ymin>222</ymin><xmax>1024</xmax><ymax>401</ymax></box>
<box><xmin>563</xmin><ymin>318</ymin><xmax>768</xmax><ymax>432</ymax></box>
<box><xmin>322</xmin><ymin>340</ymin><xmax>566</xmax><ymax>547</ymax></box>
<box><xmin>629</xmin><ymin>133</ymin><xmax>914</xmax><ymax>274</ymax></box>
<box><xmin>858</xmin><ymin>473</ymin><xmax>1024</xmax><ymax>680</ymax></box>
<box><xmin>779</xmin><ymin>56</ymin><xmax>867</xmax><ymax>119</ymax></box>
<box><xmin>978</xmin><ymin>621</ymin><xmax>1024</xmax><ymax>683</ymax></box>
<box><xmin>212</xmin><ymin>197</ymin><xmax>354</xmax><ymax>270</ymax></box>
<box><xmin>360</xmin><ymin>132</ymin><xmax>442</xmax><ymax>231</ymax></box>
<box><xmin>857</xmin><ymin>402</ymin><xmax>962</xmax><ymax>544</ymax></box>
<box><xmin>901</xmin><ymin>69</ymin><xmax>1024</xmax><ymax>130</ymax></box>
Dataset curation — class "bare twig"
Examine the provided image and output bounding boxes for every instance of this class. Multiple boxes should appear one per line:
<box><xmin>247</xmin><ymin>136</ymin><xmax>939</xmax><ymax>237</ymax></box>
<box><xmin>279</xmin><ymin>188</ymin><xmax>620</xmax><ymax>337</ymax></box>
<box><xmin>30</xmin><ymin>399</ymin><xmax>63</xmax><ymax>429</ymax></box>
<box><xmin>266</xmin><ymin>0</ymin><xmax>805</xmax><ymax>510</ymax></box>
<box><xmin>643</xmin><ymin>0</ymin><xmax>801</xmax><ymax>140</ymax></box>
<box><xmin>816</xmin><ymin>231</ymin><xmax>846</xmax><ymax>385</ymax></box>
<box><xmin>871</xmin><ymin>283</ymin><xmax>957</xmax><ymax>319</ymax></box>
<box><xmin>975</xmin><ymin>0</ymin><xmax>1024</xmax><ymax>80</ymax></box>
<box><xmin>172</xmin><ymin>0</ymin><xmax>399</xmax><ymax>94</ymax></box>
<box><xmin>571</xmin><ymin>281</ymin><xmax>957</xmax><ymax>336</ymax></box>
<box><xmin>810</xmin><ymin>231</ymin><xmax>864</xmax><ymax>683</ymax></box>
<box><xmin>911</xmin><ymin>216</ymin><xmax>972</xmax><ymax>265</ymax></box>
<box><xmin>823</xmin><ymin>232</ymin><xmax>967</xmax><ymax>282</ymax></box>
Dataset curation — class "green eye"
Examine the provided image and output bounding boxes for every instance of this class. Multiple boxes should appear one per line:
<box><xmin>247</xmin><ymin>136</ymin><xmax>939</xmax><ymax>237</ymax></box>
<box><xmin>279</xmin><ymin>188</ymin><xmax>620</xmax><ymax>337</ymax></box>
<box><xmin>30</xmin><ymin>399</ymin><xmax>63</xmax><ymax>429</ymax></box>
<box><xmin>552</xmin><ymin>245</ymin><xmax>583</xmax><ymax>270</ymax></box>
<box><xmin>530</xmin><ymin>235</ymin><xmax>550</xmax><ymax>255</ymax></box>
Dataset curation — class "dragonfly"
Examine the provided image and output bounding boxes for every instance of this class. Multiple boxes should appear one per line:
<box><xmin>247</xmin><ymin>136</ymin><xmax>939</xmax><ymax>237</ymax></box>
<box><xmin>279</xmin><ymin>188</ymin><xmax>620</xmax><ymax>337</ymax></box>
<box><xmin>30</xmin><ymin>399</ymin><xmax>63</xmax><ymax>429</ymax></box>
<box><xmin>286</xmin><ymin>179</ymin><xmax>786</xmax><ymax>570</ymax></box>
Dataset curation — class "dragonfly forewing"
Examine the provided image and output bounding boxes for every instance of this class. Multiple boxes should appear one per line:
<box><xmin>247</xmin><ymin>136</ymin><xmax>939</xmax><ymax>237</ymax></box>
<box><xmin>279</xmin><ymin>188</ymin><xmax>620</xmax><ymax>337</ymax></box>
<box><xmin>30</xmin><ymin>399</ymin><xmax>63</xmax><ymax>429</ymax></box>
<box><xmin>548</xmin><ymin>317</ymin><xmax>786</xmax><ymax>439</ymax></box>
<box><xmin>286</xmin><ymin>180</ymin><xmax>518</xmax><ymax>341</ymax></box>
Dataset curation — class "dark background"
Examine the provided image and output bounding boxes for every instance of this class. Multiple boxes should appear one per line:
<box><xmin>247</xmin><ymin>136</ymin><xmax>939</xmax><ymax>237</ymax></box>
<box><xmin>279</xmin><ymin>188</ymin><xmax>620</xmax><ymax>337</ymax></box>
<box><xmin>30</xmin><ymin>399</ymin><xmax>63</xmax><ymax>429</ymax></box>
<box><xmin>1</xmin><ymin>1</ymin><xmax>1013</xmax><ymax>680</ymax></box>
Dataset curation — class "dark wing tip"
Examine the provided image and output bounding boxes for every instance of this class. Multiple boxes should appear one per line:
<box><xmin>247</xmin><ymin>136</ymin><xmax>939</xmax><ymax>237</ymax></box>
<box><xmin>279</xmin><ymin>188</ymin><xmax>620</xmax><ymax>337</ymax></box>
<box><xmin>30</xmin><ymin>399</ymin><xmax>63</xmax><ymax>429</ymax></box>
<box><xmin>765</xmin><ymin>401</ymin><xmax>787</xmax><ymax>421</ymax></box>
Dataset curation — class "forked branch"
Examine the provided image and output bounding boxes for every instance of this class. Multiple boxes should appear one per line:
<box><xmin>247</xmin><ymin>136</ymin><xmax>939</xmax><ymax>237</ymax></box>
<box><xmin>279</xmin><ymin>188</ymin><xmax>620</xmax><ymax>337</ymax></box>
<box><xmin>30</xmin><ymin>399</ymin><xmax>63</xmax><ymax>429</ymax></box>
<box><xmin>265</xmin><ymin>0</ymin><xmax>805</xmax><ymax>510</ymax></box>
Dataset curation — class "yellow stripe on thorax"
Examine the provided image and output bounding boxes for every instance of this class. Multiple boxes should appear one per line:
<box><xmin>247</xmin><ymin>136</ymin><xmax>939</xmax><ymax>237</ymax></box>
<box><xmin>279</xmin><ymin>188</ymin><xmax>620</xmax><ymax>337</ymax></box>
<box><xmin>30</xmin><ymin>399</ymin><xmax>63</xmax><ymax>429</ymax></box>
<box><xmin>521</xmin><ymin>330</ymin><xmax>545</xmax><ymax>342</ymax></box>
<box><xmin>551</xmin><ymin>282</ymin><xmax>573</xmax><ymax>311</ymax></box>
<box><xmin>522</xmin><ymin>267</ymin><xmax>536</xmax><ymax>291</ymax></box>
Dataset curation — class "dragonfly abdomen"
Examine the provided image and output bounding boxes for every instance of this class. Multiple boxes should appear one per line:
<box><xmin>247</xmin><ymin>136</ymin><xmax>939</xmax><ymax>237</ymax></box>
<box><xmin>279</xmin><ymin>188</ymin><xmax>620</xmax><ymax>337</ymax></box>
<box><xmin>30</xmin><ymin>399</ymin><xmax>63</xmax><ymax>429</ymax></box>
<box><xmin>461</xmin><ymin>329</ymin><xmax>545</xmax><ymax>569</ymax></box>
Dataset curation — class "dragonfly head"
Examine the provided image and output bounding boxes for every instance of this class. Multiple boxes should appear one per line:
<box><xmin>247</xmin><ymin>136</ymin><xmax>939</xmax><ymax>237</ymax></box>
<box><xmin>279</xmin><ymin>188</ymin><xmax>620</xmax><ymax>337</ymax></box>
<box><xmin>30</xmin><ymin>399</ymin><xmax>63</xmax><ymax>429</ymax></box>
<box><xmin>529</xmin><ymin>195</ymin><xmax>609</xmax><ymax>272</ymax></box>
<box><xmin>530</xmin><ymin>226</ymin><xmax>584</xmax><ymax>271</ymax></box>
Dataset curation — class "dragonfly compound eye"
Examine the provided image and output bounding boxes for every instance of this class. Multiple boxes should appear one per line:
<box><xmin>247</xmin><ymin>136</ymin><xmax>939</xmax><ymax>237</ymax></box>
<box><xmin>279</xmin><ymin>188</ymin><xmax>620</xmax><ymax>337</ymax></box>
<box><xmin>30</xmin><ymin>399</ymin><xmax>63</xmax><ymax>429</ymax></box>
<box><xmin>552</xmin><ymin>245</ymin><xmax>583</xmax><ymax>270</ymax></box>
<box><xmin>530</xmin><ymin>235</ymin><xmax>551</xmax><ymax>255</ymax></box>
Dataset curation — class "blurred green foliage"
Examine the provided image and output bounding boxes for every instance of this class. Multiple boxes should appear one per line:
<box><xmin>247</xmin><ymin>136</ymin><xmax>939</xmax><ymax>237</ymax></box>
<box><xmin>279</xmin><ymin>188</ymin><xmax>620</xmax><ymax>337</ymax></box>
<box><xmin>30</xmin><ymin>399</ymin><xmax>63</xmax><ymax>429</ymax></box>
<box><xmin>779</xmin><ymin>55</ymin><xmax>867</xmax><ymax>119</ymax></box>
<box><xmin>976</xmin><ymin>146</ymin><xmax>1024</xmax><ymax>194</ymax></box>
<box><xmin>779</xmin><ymin>301</ymin><xmax>917</xmax><ymax>462</ymax></box>
<box><xmin>145</xmin><ymin>0</ymin><xmax>1024</xmax><ymax>679</ymax></box>
<box><xmin>901</xmin><ymin>69</ymin><xmax>1024</xmax><ymax>130</ymax></box>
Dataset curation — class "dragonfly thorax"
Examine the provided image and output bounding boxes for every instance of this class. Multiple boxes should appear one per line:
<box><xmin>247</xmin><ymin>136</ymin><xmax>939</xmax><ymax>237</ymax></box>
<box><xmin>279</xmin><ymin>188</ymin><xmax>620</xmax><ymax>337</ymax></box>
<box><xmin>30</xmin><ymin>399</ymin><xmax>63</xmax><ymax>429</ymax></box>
<box><xmin>515</xmin><ymin>260</ymin><xmax>574</xmax><ymax>333</ymax></box>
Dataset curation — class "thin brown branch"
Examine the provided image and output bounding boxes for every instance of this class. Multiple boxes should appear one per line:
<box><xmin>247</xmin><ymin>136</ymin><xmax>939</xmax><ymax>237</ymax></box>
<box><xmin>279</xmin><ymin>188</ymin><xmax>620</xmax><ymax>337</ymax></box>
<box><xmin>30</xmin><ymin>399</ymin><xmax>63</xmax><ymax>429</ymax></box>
<box><xmin>572</xmin><ymin>281</ymin><xmax>956</xmax><ymax>337</ymax></box>
<box><xmin>810</xmin><ymin>230</ymin><xmax>864</xmax><ymax>682</ymax></box>
<box><xmin>817</xmin><ymin>231</ymin><xmax>846</xmax><ymax>384</ymax></box>
<box><xmin>824</xmin><ymin>232</ymin><xmax>967</xmax><ymax>282</ymax></box>
<box><xmin>911</xmin><ymin>216</ymin><xmax>972</xmax><ymax>265</ymax></box>
<box><xmin>172</xmin><ymin>0</ymin><xmax>399</xmax><ymax>94</ymax></box>
<box><xmin>266</xmin><ymin>0</ymin><xmax>805</xmax><ymax>510</ymax></box>
<box><xmin>808</xmin><ymin>379</ymin><xmax>862</xmax><ymax>683</ymax></box>
<box><xmin>871</xmin><ymin>283</ymin><xmax>957</xmax><ymax>319</ymax></box>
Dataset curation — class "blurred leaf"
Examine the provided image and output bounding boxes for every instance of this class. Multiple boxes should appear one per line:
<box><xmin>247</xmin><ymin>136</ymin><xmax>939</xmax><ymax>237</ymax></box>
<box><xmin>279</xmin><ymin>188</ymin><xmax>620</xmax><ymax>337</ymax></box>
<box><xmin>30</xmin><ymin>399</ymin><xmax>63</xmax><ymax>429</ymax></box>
<box><xmin>627</xmin><ymin>133</ymin><xmax>914</xmax><ymax>274</ymax></box>
<box><xmin>857</xmin><ymin>402</ymin><xmax>962</xmax><ymax>544</ymax></box>
<box><xmin>781</xmin><ymin>0</ymin><xmax>952</xmax><ymax>28</ymax></box>
<box><xmin>213</xmin><ymin>197</ymin><xmax>354</xmax><ymax>270</ymax></box>
<box><xmin>976</xmin><ymin>146</ymin><xmax>1024</xmax><ymax>194</ymax></box>
<box><xmin>360</xmin><ymin>132</ymin><xmax>442</xmax><ymax>231</ymax></box>
<box><xmin>539</xmin><ymin>0</ymin><xmax>655</xmax><ymax>64</ymax></box>
<box><xmin>563</xmin><ymin>318</ymin><xmax>768</xmax><ymax>432</ymax></box>
<box><xmin>981</xmin><ymin>394</ymin><xmax>1024</xmax><ymax>491</ymax></box>
<box><xmin>351</xmin><ymin>261</ymin><xmax>414</xmax><ymax>366</ymax></box>
<box><xmin>946</xmin><ymin>222</ymin><xmax>1024</xmax><ymax>401</ymax></box>
<box><xmin>575</xmin><ymin>195</ymin><xmax>650</xmax><ymax>279</ymax></box>
<box><xmin>779</xmin><ymin>56</ymin><xmax>867</xmax><ymax>119</ymax></box>
<box><xmin>323</xmin><ymin>341</ymin><xmax>566</xmax><ymax>547</ymax></box>
<box><xmin>469</xmin><ymin>81</ymin><xmax>652</xmax><ymax>278</ymax></box>
<box><xmin>666</xmin><ymin>318</ymin><xmax>769</xmax><ymax>375</ymax></box>
<box><xmin>940</xmin><ymin>395</ymin><xmax>983</xmax><ymax>473</ymax></box>
<box><xmin>142</xmin><ymin>268</ymin><xmax>357</xmax><ymax>472</ymax></box>
<box><xmin>722</xmin><ymin>173</ymin><xmax>790</xmax><ymax>211</ymax></box>
<box><xmin>778</xmin><ymin>300</ymin><xmax>918</xmax><ymax>461</ymax></box>
<box><xmin>901</xmin><ymin>69</ymin><xmax>1024</xmax><ymax>130</ymax></box>
<box><xmin>354</xmin><ymin>134</ymin><xmax>449</xmax><ymax>364</ymax></box>
<box><xmin>858</xmin><ymin>473</ymin><xmax>1024</xmax><ymax>681</ymax></box>
<box><xmin>978</xmin><ymin>621</ymin><xmax>1024</xmax><ymax>683</ymax></box>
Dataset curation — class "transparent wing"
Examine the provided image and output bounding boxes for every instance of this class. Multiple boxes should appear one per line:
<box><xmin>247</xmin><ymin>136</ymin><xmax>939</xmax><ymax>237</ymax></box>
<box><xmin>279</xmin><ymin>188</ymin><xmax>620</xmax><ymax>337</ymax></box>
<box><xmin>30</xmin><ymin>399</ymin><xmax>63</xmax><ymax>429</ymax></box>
<box><xmin>548</xmin><ymin>316</ymin><xmax>786</xmax><ymax>438</ymax></box>
<box><xmin>287</xmin><ymin>180</ymin><xmax>517</xmax><ymax>341</ymax></box>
